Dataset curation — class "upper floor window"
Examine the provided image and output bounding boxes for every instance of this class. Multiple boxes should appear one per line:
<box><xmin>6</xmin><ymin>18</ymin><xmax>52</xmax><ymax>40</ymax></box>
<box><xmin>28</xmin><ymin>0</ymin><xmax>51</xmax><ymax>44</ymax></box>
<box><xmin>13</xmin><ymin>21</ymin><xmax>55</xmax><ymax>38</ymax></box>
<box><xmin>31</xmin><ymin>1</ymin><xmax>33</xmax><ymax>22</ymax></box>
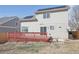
<box><xmin>43</xmin><ymin>12</ymin><xmax>50</xmax><ymax>19</ymax></box>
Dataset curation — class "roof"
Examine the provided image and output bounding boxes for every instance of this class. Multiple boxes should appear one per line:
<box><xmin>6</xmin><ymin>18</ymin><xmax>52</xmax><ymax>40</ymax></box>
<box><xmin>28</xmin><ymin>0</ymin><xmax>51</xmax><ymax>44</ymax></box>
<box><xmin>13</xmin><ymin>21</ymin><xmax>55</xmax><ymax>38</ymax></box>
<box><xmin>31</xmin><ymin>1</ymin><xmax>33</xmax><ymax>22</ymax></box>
<box><xmin>35</xmin><ymin>5</ymin><xmax>69</xmax><ymax>14</ymax></box>
<box><xmin>24</xmin><ymin>15</ymin><xmax>33</xmax><ymax>19</ymax></box>
<box><xmin>37</xmin><ymin>6</ymin><xmax>67</xmax><ymax>11</ymax></box>
<box><xmin>20</xmin><ymin>16</ymin><xmax>38</xmax><ymax>22</ymax></box>
<box><xmin>0</xmin><ymin>16</ymin><xmax>19</xmax><ymax>25</ymax></box>
<box><xmin>20</xmin><ymin>6</ymin><xmax>69</xmax><ymax>22</ymax></box>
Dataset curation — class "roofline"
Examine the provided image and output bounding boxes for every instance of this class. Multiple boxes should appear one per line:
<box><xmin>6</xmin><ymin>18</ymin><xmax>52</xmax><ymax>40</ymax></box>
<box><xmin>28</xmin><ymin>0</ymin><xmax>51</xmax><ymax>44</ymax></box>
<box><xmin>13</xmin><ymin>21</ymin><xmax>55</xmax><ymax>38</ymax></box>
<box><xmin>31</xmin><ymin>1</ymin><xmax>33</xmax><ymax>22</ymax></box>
<box><xmin>0</xmin><ymin>16</ymin><xmax>19</xmax><ymax>25</ymax></box>
<box><xmin>35</xmin><ymin>6</ymin><xmax>69</xmax><ymax>14</ymax></box>
<box><xmin>20</xmin><ymin>16</ymin><xmax>38</xmax><ymax>22</ymax></box>
<box><xmin>20</xmin><ymin>20</ymin><xmax>38</xmax><ymax>22</ymax></box>
<box><xmin>23</xmin><ymin>15</ymin><xmax>33</xmax><ymax>19</ymax></box>
<box><xmin>0</xmin><ymin>26</ymin><xmax>17</xmax><ymax>28</ymax></box>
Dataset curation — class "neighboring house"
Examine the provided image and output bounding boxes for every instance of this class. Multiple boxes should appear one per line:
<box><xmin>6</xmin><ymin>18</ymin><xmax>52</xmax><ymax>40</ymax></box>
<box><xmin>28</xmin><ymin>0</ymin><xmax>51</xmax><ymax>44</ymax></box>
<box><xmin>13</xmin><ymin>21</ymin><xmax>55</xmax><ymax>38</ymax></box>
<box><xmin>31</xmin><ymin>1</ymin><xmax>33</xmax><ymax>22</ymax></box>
<box><xmin>0</xmin><ymin>16</ymin><xmax>20</xmax><ymax>32</ymax></box>
<box><xmin>20</xmin><ymin>6</ymin><xmax>69</xmax><ymax>41</ymax></box>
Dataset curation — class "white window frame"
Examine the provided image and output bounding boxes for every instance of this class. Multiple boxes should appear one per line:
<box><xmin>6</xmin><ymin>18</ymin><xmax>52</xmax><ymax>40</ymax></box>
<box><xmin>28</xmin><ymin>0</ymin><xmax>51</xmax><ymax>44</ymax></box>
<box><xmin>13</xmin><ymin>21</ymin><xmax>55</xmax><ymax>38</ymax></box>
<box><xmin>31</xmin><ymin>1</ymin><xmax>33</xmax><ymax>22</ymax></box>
<box><xmin>43</xmin><ymin>12</ymin><xmax>50</xmax><ymax>19</ymax></box>
<box><xmin>21</xmin><ymin>26</ymin><xmax>28</xmax><ymax>32</ymax></box>
<box><xmin>50</xmin><ymin>26</ymin><xmax>54</xmax><ymax>30</ymax></box>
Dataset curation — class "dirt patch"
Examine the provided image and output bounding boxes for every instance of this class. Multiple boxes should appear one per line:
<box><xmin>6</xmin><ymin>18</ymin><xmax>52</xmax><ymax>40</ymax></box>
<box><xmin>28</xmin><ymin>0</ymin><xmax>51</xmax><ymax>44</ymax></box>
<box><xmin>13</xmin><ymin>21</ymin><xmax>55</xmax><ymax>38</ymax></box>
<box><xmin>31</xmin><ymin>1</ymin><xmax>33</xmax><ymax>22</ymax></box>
<box><xmin>0</xmin><ymin>40</ymin><xmax>79</xmax><ymax>54</ymax></box>
<box><xmin>0</xmin><ymin>42</ymin><xmax>49</xmax><ymax>54</ymax></box>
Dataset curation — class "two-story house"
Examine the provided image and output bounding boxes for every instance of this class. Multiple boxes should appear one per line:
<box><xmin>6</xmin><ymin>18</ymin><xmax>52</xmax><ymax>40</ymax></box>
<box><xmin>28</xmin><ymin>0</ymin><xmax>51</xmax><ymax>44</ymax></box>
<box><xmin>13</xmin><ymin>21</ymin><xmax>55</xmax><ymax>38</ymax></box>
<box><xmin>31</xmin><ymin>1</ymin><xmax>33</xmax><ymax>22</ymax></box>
<box><xmin>20</xmin><ymin>6</ymin><xmax>69</xmax><ymax>41</ymax></box>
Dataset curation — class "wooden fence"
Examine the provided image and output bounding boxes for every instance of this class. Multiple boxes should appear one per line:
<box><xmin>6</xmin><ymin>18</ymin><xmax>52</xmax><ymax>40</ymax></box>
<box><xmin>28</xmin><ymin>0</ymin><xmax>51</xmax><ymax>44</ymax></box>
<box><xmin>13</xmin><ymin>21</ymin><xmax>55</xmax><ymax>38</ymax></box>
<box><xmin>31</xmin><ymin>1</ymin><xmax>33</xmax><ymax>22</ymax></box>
<box><xmin>0</xmin><ymin>32</ymin><xmax>49</xmax><ymax>43</ymax></box>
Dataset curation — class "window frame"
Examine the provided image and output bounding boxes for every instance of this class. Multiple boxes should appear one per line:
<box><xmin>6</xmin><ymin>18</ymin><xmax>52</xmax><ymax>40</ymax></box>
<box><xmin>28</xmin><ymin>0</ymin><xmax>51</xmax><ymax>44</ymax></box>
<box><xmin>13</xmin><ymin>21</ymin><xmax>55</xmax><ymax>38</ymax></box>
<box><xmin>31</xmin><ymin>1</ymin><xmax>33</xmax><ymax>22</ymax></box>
<box><xmin>40</xmin><ymin>27</ymin><xmax>47</xmax><ymax>35</ymax></box>
<box><xmin>43</xmin><ymin>12</ymin><xmax>50</xmax><ymax>19</ymax></box>
<box><xmin>21</xmin><ymin>26</ymin><xmax>28</xmax><ymax>32</ymax></box>
<box><xmin>50</xmin><ymin>26</ymin><xmax>54</xmax><ymax>30</ymax></box>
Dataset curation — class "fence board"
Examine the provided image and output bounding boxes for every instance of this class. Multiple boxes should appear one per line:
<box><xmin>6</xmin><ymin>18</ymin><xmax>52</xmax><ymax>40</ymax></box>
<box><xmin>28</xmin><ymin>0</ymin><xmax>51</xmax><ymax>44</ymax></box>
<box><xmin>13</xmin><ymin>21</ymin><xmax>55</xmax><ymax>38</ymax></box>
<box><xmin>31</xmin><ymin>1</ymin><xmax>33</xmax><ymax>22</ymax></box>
<box><xmin>7</xmin><ymin>32</ymin><xmax>48</xmax><ymax>42</ymax></box>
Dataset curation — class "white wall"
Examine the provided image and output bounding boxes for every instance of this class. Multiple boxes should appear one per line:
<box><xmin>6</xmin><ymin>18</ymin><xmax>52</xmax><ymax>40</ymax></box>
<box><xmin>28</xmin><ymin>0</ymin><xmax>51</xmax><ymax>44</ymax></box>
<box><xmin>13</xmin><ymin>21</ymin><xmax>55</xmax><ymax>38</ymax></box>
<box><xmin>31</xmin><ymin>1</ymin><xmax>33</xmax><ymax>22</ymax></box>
<box><xmin>35</xmin><ymin>11</ymin><xmax>68</xmax><ymax>40</ymax></box>
<box><xmin>35</xmin><ymin>11</ymin><xmax>68</xmax><ymax>24</ymax></box>
<box><xmin>21</xmin><ymin>11</ymin><xmax>68</xmax><ymax>41</ymax></box>
<box><xmin>21</xmin><ymin>22</ymin><xmax>40</xmax><ymax>32</ymax></box>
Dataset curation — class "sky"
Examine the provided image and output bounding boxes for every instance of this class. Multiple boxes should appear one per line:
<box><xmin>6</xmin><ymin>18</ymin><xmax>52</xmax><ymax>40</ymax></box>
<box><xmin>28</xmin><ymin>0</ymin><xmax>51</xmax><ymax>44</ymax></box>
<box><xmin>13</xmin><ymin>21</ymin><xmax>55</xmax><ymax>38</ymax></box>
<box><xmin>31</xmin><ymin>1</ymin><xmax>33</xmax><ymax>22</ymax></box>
<box><xmin>0</xmin><ymin>5</ymin><xmax>59</xmax><ymax>18</ymax></box>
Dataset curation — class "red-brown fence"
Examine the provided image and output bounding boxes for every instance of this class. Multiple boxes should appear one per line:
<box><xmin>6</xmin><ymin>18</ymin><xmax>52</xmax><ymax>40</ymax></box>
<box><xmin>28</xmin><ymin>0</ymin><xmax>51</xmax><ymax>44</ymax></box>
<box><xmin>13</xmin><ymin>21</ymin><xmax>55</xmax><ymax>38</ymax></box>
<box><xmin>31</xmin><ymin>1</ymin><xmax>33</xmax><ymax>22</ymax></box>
<box><xmin>7</xmin><ymin>32</ymin><xmax>49</xmax><ymax>42</ymax></box>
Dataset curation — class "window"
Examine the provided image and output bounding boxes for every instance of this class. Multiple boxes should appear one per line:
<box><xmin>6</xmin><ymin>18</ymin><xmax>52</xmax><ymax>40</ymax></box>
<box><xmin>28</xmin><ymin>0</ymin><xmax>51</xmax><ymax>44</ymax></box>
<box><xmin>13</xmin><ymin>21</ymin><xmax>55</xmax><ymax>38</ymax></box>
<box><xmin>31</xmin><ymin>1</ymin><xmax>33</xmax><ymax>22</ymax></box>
<box><xmin>21</xmin><ymin>26</ymin><xmax>28</xmax><ymax>32</ymax></box>
<box><xmin>40</xmin><ymin>27</ymin><xmax>47</xmax><ymax>35</ymax></box>
<box><xmin>50</xmin><ymin>26</ymin><xmax>54</xmax><ymax>30</ymax></box>
<box><xmin>43</xmin><ymin>12</ymin><xmax>50</xmax><ymax>19</ymax></box>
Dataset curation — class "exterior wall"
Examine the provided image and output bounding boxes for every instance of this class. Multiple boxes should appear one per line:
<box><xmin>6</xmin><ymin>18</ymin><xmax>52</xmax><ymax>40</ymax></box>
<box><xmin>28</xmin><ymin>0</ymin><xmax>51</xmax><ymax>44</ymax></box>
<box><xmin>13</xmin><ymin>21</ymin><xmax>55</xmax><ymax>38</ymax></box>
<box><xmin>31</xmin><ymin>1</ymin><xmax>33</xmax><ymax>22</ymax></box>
<box><xmin>0</xmin><ymin>27</ymin><xmax>17</xmax><ymax>32</ymax></box>
<box><xmin>21</xmin><ymin>11</ymin><xmax>68</xmax><ymax>41</ymax></box>
<box><xmin>35</xmin><ymin>11</ymin><xmax>68</xmax><ymax>40</ymax></box>
<box><xmin>35</xmin><ymin>11</ymin><xmax>68</xmax><ymax>24</ymax></box>
<box><xmin>21</xmin><ymin>22</ymin><xmax>40</xmax><ymax>32</ymax></box>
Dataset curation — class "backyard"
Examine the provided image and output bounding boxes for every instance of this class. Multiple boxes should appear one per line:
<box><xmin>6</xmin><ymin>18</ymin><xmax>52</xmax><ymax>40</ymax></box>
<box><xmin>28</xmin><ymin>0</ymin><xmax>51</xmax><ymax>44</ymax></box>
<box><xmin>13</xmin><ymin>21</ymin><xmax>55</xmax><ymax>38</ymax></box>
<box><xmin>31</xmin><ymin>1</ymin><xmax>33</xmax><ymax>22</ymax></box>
<box><xmin>0</xmin><ymin>40</ymin><xmax>79</xmax><ymax>54</ymax></box>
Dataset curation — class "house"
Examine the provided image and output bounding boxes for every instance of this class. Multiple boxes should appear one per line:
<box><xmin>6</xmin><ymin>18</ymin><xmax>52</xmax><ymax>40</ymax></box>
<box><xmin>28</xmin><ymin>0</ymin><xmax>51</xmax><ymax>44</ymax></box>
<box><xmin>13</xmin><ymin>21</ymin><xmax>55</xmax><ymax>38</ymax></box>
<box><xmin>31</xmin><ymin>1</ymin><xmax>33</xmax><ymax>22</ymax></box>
<box><xmin>20</xmin><ymin>6</ymin><xmax>69</xmax><ymax>41</ymax></box>
<box><xmin>20</xmin><ymin>16</ymin><xmax>38</xmax><ymax>32</ymax></box>
<box><xmin>0</xmin><ymin>16</ymin><xmax>20</xmax><ymax>32</ymax></box>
